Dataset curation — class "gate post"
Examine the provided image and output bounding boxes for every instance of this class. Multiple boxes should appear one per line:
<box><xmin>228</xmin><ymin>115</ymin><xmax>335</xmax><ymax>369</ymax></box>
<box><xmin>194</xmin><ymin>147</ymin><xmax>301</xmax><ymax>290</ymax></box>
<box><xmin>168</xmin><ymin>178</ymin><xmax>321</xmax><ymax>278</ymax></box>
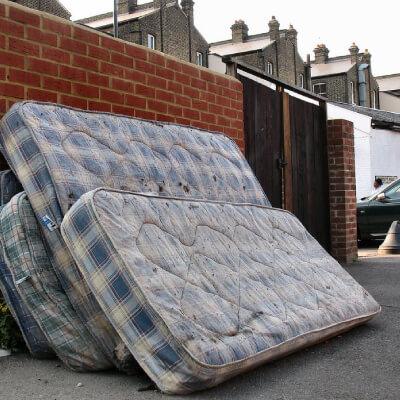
<box><xmin>327</xmin><ymin>119</ymin><xmax>358</xmax><ymax>263</ymax></box>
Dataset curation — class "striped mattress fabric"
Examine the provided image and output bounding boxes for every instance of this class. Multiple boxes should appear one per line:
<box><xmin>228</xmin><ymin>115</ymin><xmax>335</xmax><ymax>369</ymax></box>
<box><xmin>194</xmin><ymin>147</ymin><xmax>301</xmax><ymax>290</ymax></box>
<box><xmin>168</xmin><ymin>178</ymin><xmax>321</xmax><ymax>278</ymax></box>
<box><xmin>0</xmin><ymin>170</ymin><xmax>52</xmax><ymax>357</ymax></box>
<box><xmin>0</xmin><ymin>209</ymin><xmax>52</xmax><ymax>358</ymax></box>
<box><xmin>0</xmin><ymin>258</ymin><xmax>53</xmax><ymax>357</ymax></box>
<box><xmin>61</xmin><ymin>189</ymin><xmax>380</xmax><ymax>394</ymax></box>
<box><xmin>0</xmin><ymin>192</ymin><xmax>112</xmax><ymax>371</ymax></box>
<box><xmin>0</xmin><ymin>170</ymin><xmax>22</xmax><ymax>206</ymax></box>
<box><xmin>0</xmin><ymin>101</ymin><xmax>270</xmax><ymax>368</ymax></box>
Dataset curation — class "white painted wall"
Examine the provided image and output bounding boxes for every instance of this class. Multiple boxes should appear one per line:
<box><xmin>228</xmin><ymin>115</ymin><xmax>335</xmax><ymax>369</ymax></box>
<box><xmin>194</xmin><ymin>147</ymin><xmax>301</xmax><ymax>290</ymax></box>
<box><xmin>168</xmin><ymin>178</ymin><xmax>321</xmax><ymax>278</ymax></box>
<box><xmin>327</xmin><ymin>103</ymin><xmax>400</xmax><ymax>200</ymax></box>
<box><xmin>377</xmin><ymin>75</ymin><xmax>400</xmax><ymax>92</ymax></box>
<box><xmin>208</xmin><ymin>54</ymin><xmax>226</xmax><ymax>75</ymax></box>
<box><xmin>379</xmin><ymin>92</ymin><xmax>400</xmax><ymax>113</ymax></box>
<box><xmin>370</xmin><ymin>128</ymin><xmax>400</xmax><ymax>180</ymax></box>
<box><xmin>377</xmin><ymin>75</ymin><xmax>400</xmax><ymax>113</ymax></box>
<box><xmin>328</xmin><ymin>104</ymin><xmax>373</xmax><ymax>200</ymax></box>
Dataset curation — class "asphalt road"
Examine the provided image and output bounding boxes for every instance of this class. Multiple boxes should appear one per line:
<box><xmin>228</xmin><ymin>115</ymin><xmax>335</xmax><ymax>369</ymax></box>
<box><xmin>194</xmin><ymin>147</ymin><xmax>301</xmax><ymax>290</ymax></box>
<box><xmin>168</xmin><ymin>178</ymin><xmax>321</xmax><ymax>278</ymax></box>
<box><xmin>1</xmin><ymin>254</ymin><xmax>399</xmax><ymax>400</ymax></box>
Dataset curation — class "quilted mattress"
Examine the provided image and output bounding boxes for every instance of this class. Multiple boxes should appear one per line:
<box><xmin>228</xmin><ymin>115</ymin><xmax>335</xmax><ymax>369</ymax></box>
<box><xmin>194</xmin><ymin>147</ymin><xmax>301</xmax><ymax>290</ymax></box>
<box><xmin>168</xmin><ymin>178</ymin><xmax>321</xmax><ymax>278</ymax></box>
<box><xmin>61</xmin><ymin>189</ymin><xmax>380</xmax><ymax>394</ymax></box>
<box><xmin>0</xmin><ymin>170</ymin><xmax>22</xmax><ymax>205</ymax></box>
<box><xmin>0</xmin><ymin>171</ymin><xmax>51</xmax><ymax>357</ymax></box>
<box><xmin>0</xmin><ymin>101</ymin><xmax>269</xmax><ymax>367</ymax></box>
<box><xmin>0</xmin><ymin>192</ymin><xmax>112</xmax><ymax>371</ymax></box>
<box><xmin>0</xmin><ymin>223</ymin><xmax>52</xmax><ymax>357</ymax></box>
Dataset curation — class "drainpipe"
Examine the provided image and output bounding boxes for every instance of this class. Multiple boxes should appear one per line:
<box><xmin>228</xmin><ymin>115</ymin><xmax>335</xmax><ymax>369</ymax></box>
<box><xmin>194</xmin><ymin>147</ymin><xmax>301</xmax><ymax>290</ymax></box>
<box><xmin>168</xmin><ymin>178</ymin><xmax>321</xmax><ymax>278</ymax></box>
<box><xmin>113</xmin><ymin>0</ymin><xmax>119</xmax><ymax>38</ymax></box>
<box><xmin>159</xmin><ymin>0</ymin><xmax>164</xmax><ymax>52</ymax></box>
<box><xmin>292</xmin><ymin>42</ymin><xmax>297</xmax><ymax>85</ymax></box>
<box><xmin>274</xmin><ymin>41</ymin><xmax>279</xmax><ymax>78</ymax></box>
<box><xmin>358</xmin><ymin>64</ymin><xmax>369</xmax><ymax>107</ymax></box>
<box><xmin>188</xmin><ymin>13</ymin><xmax>192</xmax><ymax>62</ymax></box>
<box><xmin>367</xmin><ymin>66</ymin><xmax>372</xmax><ymax>107</ymax></box>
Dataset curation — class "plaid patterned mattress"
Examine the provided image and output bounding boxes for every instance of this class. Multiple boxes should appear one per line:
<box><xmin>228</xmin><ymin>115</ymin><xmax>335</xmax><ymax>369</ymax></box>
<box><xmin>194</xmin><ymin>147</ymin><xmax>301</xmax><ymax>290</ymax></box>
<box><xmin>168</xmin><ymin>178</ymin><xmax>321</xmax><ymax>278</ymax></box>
<box><xmin>61</xmin><ymin>189</ymin><xmax>380</xmax><ymax>394</ymax></box>
<box><xmin>0</xmin><ymin>258</ymin><xmax>53</xmax><ymax>357</ymax></box>
<box><xmin>0</xmin><ymin>192</ymin><xmax>112</xmax><ymax>371</ymax></box>
<box><xmin>0</xmin><ymin>101</ymin><xmax>269</xmax><ymax>367</ymax></box>
<box><xmin>0</xmin><ymin>210</ymin><xmax>52</xmax><ymax>357</ymax></box>
<box><xmin>0</xmin><ymin>171</ymin><xmax>51</xmax><ymax>357</ymax></box>
<box><xmin>0</xmin><ymin>170</ymin><xmax>22</xmax><ymax>205</ymax></box>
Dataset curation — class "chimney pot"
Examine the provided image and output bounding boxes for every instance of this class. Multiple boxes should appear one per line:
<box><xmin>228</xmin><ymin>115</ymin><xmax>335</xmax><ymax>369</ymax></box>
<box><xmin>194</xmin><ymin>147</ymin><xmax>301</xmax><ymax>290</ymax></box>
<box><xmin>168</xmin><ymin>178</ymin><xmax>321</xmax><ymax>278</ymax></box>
<box><xmin>118</xmin><ymin>0</ymin><xmax>137</xmax><ymax>14</ymax></box>
<box><xmin>349</xmin><ymin>42</ymin><xmax>359</xmax><ymax>63</ymax></box>
<box><xmin>361</xmin><ymin>49</ymin><xmax>371</xmax><ymax>64</ymax></box>
<box><xmin>181</xmin><ymin>0</ymin><xmax>194</xmax><ymax>24</ymax></box>
<box><xmin>287</xmin><ymin>23</ymin><xmax>297</xmax><ymax>43</ymax></box>
<box><xmin>314</xmin><ymin>43</ymin><xmax>329</xmax><ymax>64</ymax></box>
<box><xmin>268</xmin><ymin>16</ymin><xmax>280</xmax><ymax>41</ymax></box>
<box><xmin>231</xmin><ymin>19</ymin><xmax>249</xmax><ymax>43</ymax></box>
<box><xmin>128</xmin><ymin>0</ymin><xmax>137</xmax><ymax>13</ymax></box>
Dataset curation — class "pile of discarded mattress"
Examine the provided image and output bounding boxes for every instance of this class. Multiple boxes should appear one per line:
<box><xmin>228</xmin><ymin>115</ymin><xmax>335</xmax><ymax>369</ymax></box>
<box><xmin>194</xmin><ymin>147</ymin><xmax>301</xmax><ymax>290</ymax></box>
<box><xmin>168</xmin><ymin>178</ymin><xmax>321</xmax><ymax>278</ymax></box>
<box><xmin>0</xmin><ymin>101</ymin><xmax>380</xmax><ymax>394</ymax></box>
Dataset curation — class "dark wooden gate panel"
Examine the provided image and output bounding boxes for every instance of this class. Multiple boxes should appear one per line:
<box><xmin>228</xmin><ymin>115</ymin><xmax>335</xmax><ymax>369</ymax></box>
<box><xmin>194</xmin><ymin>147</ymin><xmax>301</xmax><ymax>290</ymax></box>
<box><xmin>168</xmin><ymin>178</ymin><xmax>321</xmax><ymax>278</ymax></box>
<box><xmin>240</xmin><ymin>73</ymin><xmax>331</xmax><ymax>250</ymax></box>
<box><xmin>241</xmin><ymin>75</ymin><xmax>283</xmax><ymax>208</ymax></box>
<box><xmin>289</xmin><ymin>96</ymin><xmax>330</xmax><ymax>250</ymax></box>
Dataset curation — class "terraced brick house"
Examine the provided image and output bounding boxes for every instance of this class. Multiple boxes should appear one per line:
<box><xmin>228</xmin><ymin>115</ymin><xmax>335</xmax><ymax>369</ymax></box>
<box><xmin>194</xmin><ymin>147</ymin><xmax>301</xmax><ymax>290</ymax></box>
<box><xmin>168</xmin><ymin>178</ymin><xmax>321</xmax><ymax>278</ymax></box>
<box><xmin>311</xmin><ymin>43</ymin><xmax>380</xmax><ymax>108</ymax></box>
<box><xmin>10</xmin><ymin>0</ymin><xmax>71</xmax><ymax>19</ymax></box>
<box><xmin>209</xmin><ymin>17</ymin><xmax>311</xmax><ymax>90</ymax></box>
<box><xmin>76</xmin><ymin>0</ymin><xmax>209</xmax><ymax>67</ymax></box>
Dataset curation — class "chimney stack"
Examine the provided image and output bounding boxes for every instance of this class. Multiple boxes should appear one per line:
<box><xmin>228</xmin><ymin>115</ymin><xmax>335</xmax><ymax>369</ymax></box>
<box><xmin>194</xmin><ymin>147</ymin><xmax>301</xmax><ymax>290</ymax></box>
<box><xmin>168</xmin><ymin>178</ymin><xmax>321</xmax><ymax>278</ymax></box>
<box><xmin>268</xmin><ymin>16</ymin><xmax>280</xmax><ymax>41</ymax></box>
<box><xmin>231</xmin><ymin>20</ymin><xmax>249</xmax><ymax>43</ymax></box>
<box><xmin>349</xmin><ymin>42</ymin><xmax>359</xmax><ymax>64</ymax></box>
<box><xmin>313</xmin><ymin>44</ymin><xmax>329</xmax><ymax>64</ymax></box>
<box><xmin>286</xmin><ymin>24</ymin><xmax>297</xmax><ymax>44</ymax></box>
<box><xmin>361</xmin><ymin>49</ymin><xmax>371</xmax><ymax>64</ymax></box>
<box><xmin>154</xmin><ymin>0</ymin><xmax>165</xmax><ymax>7</ymax></box>
<box><xmin>118</xmin><ymin>0</ymin><xmax>137</xmax><ymax>14</ymax></box>
<box><xmin>128</xmin><ymin>0</ymin><xmax>137</xmax><ymax>13</ymax></box>
<box><xmin>181</xmin><ymin>0</ymin><xmax>194</xmax><ymax>25</ymax></box>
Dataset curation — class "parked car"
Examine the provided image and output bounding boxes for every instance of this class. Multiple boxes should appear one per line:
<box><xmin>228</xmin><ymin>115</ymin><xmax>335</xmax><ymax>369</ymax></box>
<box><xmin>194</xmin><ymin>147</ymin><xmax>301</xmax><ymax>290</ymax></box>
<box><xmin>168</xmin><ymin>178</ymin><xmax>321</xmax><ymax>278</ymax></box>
<box><xmin>357</xmin><ymin>178</ymin><xmax>400</xmax><ymax>241</ymax></box>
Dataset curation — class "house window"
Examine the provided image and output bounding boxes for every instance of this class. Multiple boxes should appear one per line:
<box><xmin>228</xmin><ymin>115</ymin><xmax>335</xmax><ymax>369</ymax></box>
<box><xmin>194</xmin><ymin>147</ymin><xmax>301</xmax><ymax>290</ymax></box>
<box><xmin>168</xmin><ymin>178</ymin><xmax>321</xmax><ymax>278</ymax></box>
<box><xmin>313</xmin><ymin>83</ymin><xmax>327</xmax><ymax>96</ymax></box>
<box><xmin>196</xmin><ymin>52</ymin><xmax>204</xmax><ymax>66</ymax></box>
<box><xmin>299</xmin><ymin>74</ymin><xmax>304</xmax><ymax>89</ymax></box>
<box><xmin>350</xmin><ymin>81</ymin><xmax>355</xmax><ymax>104</ymax></box>
<box><xmin>147</xmin><ymin>34</ymin><xmax>156</xmax><ymax>50</ymax></box>
<box><xmin>266</xmin><ymin>62</ymin><xmax>273</xmax><ymax>75</ymax></box>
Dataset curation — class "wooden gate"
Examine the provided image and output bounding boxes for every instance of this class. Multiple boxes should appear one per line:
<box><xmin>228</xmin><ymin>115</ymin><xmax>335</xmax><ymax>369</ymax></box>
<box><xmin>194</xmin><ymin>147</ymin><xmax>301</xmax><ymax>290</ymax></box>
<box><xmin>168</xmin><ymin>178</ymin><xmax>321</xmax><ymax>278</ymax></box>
<box><xmin>238</xmin><ymin>66</ymin><xmax>331</xmax><ymax>250</ymax></box>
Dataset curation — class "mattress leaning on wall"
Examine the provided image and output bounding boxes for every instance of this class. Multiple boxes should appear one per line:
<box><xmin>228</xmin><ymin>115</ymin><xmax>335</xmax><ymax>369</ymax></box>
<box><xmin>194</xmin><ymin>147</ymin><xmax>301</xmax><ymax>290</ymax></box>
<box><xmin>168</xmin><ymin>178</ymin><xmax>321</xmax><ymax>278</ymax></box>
<box><xmin>61</xmin><ymin>189</ymin><xmax>380</xmax><ymax>394</ymax></box>
<box><xmin>0</xmin><ymin>170</ymin><xmax>52</xmax><ymax>358</ymax></box>
<box><xmin>0</xmin><ymin>101</ymin><xmax>270</xmax><ymax>370</ymax></box>
<box><xmin>0</xmin><ymin>192</ymin><xmax>113</xmax><ymax>371</ymax></box>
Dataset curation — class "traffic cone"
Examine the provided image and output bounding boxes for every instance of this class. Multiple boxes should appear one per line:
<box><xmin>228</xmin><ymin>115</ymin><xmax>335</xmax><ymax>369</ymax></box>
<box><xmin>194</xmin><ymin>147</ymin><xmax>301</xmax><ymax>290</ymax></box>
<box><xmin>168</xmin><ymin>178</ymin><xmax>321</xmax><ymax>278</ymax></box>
<box><xmin>378</xmin><ymin>221</ymin><xmax>400</xmax><ymax>255</ymax></box>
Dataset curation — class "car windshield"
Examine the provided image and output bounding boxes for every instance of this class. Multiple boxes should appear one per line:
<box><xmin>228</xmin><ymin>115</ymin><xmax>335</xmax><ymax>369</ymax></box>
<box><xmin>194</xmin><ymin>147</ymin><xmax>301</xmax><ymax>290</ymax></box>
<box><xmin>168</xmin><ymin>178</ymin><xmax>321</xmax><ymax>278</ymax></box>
<box><xmin>365</xmin><ymin>181</ymin><xmax>398</xmax><ymax>201</ymax></box>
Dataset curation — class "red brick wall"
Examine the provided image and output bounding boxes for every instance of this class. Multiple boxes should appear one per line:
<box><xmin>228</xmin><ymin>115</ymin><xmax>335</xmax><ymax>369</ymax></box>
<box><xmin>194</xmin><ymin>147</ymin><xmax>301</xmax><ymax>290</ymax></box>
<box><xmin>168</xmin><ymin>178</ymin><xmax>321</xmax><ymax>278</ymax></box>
<box><xmin>327</xmin><ymin>119</ymin><xmax>358</xmax><ymax>263</ymax></box>
<box><xmin>0</xmin><ymin>0</ymin><xmax>244</xmax><ymax>149</ymax></box>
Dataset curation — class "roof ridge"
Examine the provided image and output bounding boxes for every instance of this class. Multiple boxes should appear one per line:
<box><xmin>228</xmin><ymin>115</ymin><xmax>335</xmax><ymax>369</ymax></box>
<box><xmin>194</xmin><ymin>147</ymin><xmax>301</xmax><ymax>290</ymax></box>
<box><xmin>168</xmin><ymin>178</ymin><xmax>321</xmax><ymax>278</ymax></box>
<box><xmin>376</xmin><ymin>73</ymin><xmax>400</xmax><ymax>79</ymax></box>
<box><xmin>75</xmin><ymin>0</ymin><xmax>159</xmax><ymax>24</ymax></box>
<box><xmin>210</xmin><ymin>29</ymin><xmax>289</xmax><ymax>47</ymax></box>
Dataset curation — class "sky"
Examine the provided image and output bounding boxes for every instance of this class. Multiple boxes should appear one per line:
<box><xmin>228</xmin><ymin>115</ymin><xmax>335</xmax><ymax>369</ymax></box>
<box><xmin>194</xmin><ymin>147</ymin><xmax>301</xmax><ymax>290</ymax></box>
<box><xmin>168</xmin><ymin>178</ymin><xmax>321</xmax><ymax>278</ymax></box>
<box><xmin>62</xmin><ymin>0</ymin><xmax>400</xmax><ymax>77</ymax></box>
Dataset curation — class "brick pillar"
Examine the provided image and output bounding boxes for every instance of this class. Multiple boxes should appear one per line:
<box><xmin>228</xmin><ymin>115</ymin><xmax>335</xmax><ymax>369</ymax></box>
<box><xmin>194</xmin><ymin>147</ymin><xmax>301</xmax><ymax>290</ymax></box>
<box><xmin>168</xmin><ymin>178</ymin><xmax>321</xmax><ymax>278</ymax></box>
<box><xmin>327</xmin><ymin>119</ymin><xmax>358</xmax><ymax>263</ymax></box>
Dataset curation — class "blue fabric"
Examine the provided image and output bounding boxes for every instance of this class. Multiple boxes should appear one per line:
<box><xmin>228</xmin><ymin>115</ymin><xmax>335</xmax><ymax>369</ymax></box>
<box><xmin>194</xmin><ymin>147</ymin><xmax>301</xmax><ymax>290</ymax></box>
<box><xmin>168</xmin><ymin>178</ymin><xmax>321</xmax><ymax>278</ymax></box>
<box><xmin>0</xmin><ymin>101</ymin><xmax>270</xmax><ymax>369</ymax></box>
<box><xmin>61</xmin><ymin>189</ymin><xmax>381</xmax><ymax>394</ymax></box>
<box><xmin>0</xmin><ymin>258</ymin><xmax>52</xmax><ymax>357</ymax></box>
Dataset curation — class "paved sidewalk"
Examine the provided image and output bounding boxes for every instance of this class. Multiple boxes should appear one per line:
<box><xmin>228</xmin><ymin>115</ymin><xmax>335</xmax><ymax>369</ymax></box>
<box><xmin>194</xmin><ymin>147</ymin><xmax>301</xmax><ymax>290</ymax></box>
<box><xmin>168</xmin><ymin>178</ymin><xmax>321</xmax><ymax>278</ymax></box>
<box><xmin>1</xmin><ymin>255</ymin><xmax>399</xmax><ymax>400</ymax></box>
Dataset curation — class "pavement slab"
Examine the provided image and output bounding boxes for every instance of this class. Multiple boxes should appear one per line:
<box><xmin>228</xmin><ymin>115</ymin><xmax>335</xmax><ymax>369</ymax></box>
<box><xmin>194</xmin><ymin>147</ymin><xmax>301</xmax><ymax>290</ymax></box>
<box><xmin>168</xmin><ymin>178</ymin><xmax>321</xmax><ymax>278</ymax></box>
<box><xmin>1</xmin><ymin>255</ymin><xmax>399</xmax><ymax>400</ymax></box>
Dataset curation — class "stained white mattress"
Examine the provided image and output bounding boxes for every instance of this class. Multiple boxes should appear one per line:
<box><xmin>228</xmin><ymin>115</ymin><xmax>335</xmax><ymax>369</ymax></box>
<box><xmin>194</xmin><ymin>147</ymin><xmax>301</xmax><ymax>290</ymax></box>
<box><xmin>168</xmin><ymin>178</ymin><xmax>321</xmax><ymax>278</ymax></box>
<box><xmin>0</xmin><ymin>101</ymin><xmax>269</xmax><ymax>368</ymax></box>
<box><xmin>61</xmin><ymin>189</ymin><xmax>380</xmax><ymax>394</ymax></box>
